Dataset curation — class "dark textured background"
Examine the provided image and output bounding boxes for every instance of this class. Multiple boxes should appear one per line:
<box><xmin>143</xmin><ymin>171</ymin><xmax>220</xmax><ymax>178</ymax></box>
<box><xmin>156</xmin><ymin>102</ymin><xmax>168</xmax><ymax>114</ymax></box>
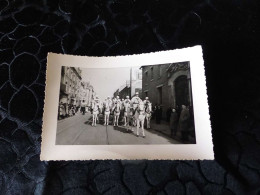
<box><xmin>0</xmin><ymin>0</ymin><xmax>259</xmax><ymax>194</ymax></box>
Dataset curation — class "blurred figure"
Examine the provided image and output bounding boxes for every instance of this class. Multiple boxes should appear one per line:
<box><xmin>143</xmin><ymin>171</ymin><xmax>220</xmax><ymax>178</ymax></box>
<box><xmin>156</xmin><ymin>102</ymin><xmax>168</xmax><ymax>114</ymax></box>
<box><xmin>155</xmin><ymin>106</ymin><xmax>162</xmax><ymax>124</ymax></box>
<box><xmin>152</xmin><ymin>103</ymin><xmax>158</xmax><ymax>120</ymax></box>
<box><xmin>112</xmin><ymin>96</ymin><xmax>121</xmax><ymax>112</ymax></box>
<box><xmin>130</xmin><ymin>92</ymin><xmax>142</xmax><ymax>115</ymax></box>
<box><xmin>170</xmin><ymin>108</ymin><xmax>178</xmax><ymax>137</ymax></box>
<box><xmin>166</xmin><ymin>107</ymin><xmax>172</xmax><ymax>122</ymax></box>
<box><xmin>143</xmin><ymin>97</ymin><xmax>150</xmax><ymax>106</ymax></box>
<box><xmin>178</xmin><ymin>105</ymin><xmax>190</xmax><ymax>141</ymax></box>
<box><xmin>58</xmin><ymin>101</ymin><xmax>66</xmax><ymax>120</ymax></box>
<box><xmin>81</xmin><ymin>100</ymin><xmax>86</xmax><ymax>115</ymax></box>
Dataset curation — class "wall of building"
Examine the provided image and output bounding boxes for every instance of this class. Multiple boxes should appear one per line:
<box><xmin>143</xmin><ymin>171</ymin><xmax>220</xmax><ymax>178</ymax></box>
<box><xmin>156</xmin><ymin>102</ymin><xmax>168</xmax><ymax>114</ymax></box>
<box><xmin>112</xmin><ymin>68</ymin><xmax>143</xmax><ymax>99</ymax></box>
<box><xmin>131</xmin><ymin>79</ymin><xmax>142</xmax><ymax>98</ymax></box>
<box><xmin>142</xmin><ymin>62</ymin><xmax>191</xmax><ymax>120</ymax></box>
<box><xmin>119</xmin><ymin>86</ymin><xmax>130</xmax><ymax>99</ymax></box>
<box><xmin>60</xmin><ymin>67</ymin><xmax>82</xmax><ymax>106</ymax></box>
<box><xmin>79</xmin><ymin>82</ymin><xmax>95</xmax><ymax>107</ymax></box>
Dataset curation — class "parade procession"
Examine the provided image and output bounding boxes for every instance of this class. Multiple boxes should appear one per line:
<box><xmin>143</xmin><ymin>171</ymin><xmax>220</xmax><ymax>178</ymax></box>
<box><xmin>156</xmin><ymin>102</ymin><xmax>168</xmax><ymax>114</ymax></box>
<box><xmin>56</xmin><ymin>64</ymin><xmax>196</xmax><ymax>145</ymax></box>
<box><xmin>90</xmin><ymin>92</ymin><xmax>152</xmax><ymax>138</ymax></box>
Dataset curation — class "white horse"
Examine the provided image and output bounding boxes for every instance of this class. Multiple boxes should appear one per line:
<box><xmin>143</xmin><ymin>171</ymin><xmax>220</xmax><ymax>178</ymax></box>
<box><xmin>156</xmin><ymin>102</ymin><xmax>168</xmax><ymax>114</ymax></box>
<box><xmin>103</xmin><ymin>101</ymin><xmax>111</xmax><ymax>126</ymax></box>
<box><xmin>113</xmin><ymin>103</ymin><xmax>121</xmax><ymax>126</ymax></box>
<box><xmin>132</xmin><ymin>103</ymin><xmax>139</xmax><ymax>127</ymax></box>
<box><xmin>133</xmin><ymin>101</ymin><xmax>146</xmax><ymax>137</ymax></box>
<box><xmin>123</xmin><ymin>102</ymin><xmax>133</xmax><ymax>131</ymax></box>
<box><xmin>145</xmin><ymin>102</ymin><xmax>152</xmax><ymax>129</ymax></box>
<box><xmin>91</xmin><ymin>101</ymin><xmax>99</xmax><ymax>126</ymax></box>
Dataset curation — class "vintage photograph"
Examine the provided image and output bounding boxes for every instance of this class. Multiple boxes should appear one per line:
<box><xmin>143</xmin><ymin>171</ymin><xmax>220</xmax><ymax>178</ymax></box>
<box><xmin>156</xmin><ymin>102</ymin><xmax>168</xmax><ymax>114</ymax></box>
<box><xmin>56</xmin><ymin>62</ymin><xmax>196</xmax><ymax>145</ymax></box>
<box><xmin>41</xmin><ymin>46</ymin><xmax>213</xmax><ymax>160</ymax></box>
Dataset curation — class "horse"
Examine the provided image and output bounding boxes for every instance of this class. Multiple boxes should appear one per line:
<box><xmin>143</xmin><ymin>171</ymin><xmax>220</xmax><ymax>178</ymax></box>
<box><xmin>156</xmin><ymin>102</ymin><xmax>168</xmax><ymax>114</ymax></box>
<box><xmin>145</xmin><ymin>102</ymin><xmax>152</xmax><ymax>129</ymax></box>
<box><xmin>103</xmin><ymin>101</ymin><xmax>111</xmax><ymax>126</ymax></box>
<box><xmin>123</xmin><ymin>102</ymin><xmax>133</xmax><ymax>131</ymax></box>
<box><xmin>113</xmin><ymin>102</ymin><xmax>121</xmax><ymax>126</ymax></box>
<box><xmin>91</xmin><ymin>101</ymin><xmax>99</xmax><ymax>126</ymax></box>
<box><xmin>132</xmin><ymin>103</ymin><xmax>140</xmax><ymax>127</ymax></box>
<box><xmin>133</xmin><ymin>101</ymin><xmax>146</xmax><ymax>137</ymax></box>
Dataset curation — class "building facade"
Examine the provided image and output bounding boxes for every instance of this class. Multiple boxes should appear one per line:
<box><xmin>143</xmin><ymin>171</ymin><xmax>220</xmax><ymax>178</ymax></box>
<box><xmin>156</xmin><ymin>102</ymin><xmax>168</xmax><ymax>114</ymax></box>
<box><xmin>79</xmin><ymin>81</ymin><xmax>95</xmax><ymax>108</ymax></box>
<box><xmin>113</xmin><ymin>89</ymin><xmax>120</xmax><ymax>98</ymax></box>
<box><xmin>131</xmin><ymin>79</ymin><xmax>142</xmax><ymax>97</ymax></box>
<box><xmin>141</xmin><ymin>62</ymin><xmax>192</xmax><ymax>119</ymax></box>
<box><xmin>130</xmin><ymin>68</ymin><xmax>142</xmax><ymax>98</ymax></box>
<box><xmin>113</xmin><ymin>68</ymin><xmax>143</xmax><ymax>99</ymax></box>
<box><xmin>119</xmin><ymin>85</ymin><xmax>130</xmax><ymax>99</ymax></box>
<box><xmin>60</xmin><ymin>66</ymin><xmax>82</xmax><ymax>106</ymax></box>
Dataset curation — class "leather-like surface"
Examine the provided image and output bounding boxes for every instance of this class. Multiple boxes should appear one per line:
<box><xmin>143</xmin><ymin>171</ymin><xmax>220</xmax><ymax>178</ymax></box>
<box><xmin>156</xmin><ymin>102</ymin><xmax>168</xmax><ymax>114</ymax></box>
<box><xmin>0</xmin><ymin>0</ymin><xmax>259</xmax><ymax>194</ymax></box>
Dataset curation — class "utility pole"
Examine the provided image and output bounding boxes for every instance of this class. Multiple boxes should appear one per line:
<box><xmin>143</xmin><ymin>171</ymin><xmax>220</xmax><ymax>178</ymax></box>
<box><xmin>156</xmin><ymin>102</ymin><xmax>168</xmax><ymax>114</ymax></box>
<box><xmin>130</xmin><ymin>67</ymin><xmax>132</xmax><ymax>98</ymax></box>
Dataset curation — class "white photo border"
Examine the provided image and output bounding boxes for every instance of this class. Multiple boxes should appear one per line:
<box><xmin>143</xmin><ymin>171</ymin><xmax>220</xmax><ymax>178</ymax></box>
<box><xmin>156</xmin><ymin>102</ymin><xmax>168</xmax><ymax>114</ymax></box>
<box><xmin>41</xmin><ymin>45</ymin><xmax>214</xmax><ymax>160</ymax></box>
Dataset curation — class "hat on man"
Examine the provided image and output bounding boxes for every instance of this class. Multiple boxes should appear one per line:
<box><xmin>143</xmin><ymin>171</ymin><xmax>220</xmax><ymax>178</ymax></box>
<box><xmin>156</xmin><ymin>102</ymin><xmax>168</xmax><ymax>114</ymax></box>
<box><xmin>135</xmin><ymin>92</ymin><xmax>139</xmax><ymax>95</ymax></box>
<box><xmin>145</xmin><ymin>97</ymin><xmax>149</xmax><ymax>100</ymax></box>
<box><xmin>126</xmin><ymin>96</ymin><xmax>129</xmax><ymax>99</ymax></box>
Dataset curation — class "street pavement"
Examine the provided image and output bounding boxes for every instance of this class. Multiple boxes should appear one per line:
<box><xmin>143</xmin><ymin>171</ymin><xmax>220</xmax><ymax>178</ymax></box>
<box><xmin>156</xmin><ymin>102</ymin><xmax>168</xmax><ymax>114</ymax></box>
<box><xmin>56</xmin><ymin>113</ymin><xmax>181</xmax><ymax>145</ymax></box>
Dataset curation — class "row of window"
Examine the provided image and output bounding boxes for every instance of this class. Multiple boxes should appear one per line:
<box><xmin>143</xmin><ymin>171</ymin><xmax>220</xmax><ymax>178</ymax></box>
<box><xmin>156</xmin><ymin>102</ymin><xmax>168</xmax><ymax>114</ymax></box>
<box><xmin>63</xmin><ymin>75</ymin><xmax>81</xmax><ymax>88</ymax></box>
<box><xmin>65</xmin><ymin>67</ymin><xmax>81</xmax><ymax>83</ymax></box>
<box><xmin>144</xmin><ymin>65</ymin><xmax>163</xmax><ymax>81</ymax></box>
<box><xmin>65</xmin><ymin>85</ymin><xmax>81</xmax><ymax>94</ymax></box>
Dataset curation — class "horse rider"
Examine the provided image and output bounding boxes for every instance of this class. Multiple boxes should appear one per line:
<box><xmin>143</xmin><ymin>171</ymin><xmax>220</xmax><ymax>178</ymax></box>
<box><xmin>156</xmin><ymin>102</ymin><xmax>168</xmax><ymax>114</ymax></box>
<box><xmin>104</xmin><ymin>96</ymin><xmax>112</xmax><ymax>108</ymax></box>
<box><xmin>143</xmin><ymin>97</ymin><xmax>151</xmax><ymax>109</ymax></box>
<box><xmin>123</xmin><ymin>96</ymin><xmax>131</xmax><ymax>112</ymax></box>
<box><xmin>112</xmin><ymin>97</ymin><xmax>116</xmax><ymax>105</ymax></box>
<box><xmin>106</xmin><ymin>96</ymin><xmax>112</xmax><ymax>105</ymax></box>
<box><xmin>112</xmin><ymin>96</ymin><xmax>121</xmax><ymax>112</ymax></box>
<box><xmin>94</xmin><ymin>95</ymin><xmax>100</xmax><ymax>103</ymax></box>
<box><xmin>93</xmin><ymin>96</ymin><xmax>101</xmax><ymax>112</ymax></box>
<box><xmin>130</xmin><ymin>92</ymin><xmax>142</xmax><ymax>115</ymax></box>
<box><xmin>124</xmin><ymin>96</ymin><xmax>131</xmax><ymax>104</ymax></box>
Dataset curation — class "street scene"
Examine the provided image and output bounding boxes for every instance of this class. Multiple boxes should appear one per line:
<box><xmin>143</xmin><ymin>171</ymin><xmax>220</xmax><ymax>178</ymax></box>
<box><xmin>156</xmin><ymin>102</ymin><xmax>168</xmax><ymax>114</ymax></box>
<box><xmin>56</xmin><ymin>112</ymin><xmax>181</xmax><ymax>145</ymax></box>
<box><xmin>57</xmin><ymin>63</ymin><xmax>196</xmax><ymax>145</ymax></box>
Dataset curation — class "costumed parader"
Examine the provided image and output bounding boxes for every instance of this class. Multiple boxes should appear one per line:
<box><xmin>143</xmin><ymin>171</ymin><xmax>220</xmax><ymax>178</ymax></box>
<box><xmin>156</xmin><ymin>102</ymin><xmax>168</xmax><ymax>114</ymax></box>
<box><xmin>103</xmin><ymin>96</ymin><xmax>111</xmax><ymax>104</ymax></box>
<box><xmin>130</xmin><ymin>92</ymin><xmax>142</xmax><ymax>115</ymax></box>
<box><xmin>116</xmin><ymin>95</ymin><xmax>121</xmax><ymax>102</ymax></box>
<box><xmin>124</xmin><ymin>96</ymin><xmax>131</xmax><ymax>105</ymax></box>
<box><xmin>143</xmin><ymin>97</ymin><xmax>151</xmax><ymax>107</ymax></box>
<box><xmin>124</xmin><ymin>96</ymin><xmax>131</xmax><ymax>103</ymax></box>
<box><xmin>103</xmin><ymin>96</ymin><xmax>112</xmax><ymax>110</ymax></box>
<box><xmin>93</xmin><ymin>95</ymin><xmax>101</xmax><ymax>112</ymax></box>
<box><xmin>103</xmin><ymin>96</ymin><xmax>112</xmax><ymax>126</ymax></box>
<box><xmin>122</xmin><ymin>95</ymin><xmax>132</xmax><ymax>128</ymax></box>
<box><xmin>112</xmin><ymin>96</ymin><xmax>121</xmax><ymax>126</ymax></box>
<box><xmin>112</xmin><ymin>96</ymin><xmax>121</xmax><ymax>110</ymax></box>
<box><xmin>91</xmin><ymin>95</ymin><xmax>101</xmax><ymax>126</ymax></box>
<box><xmin>94</xmin><ymin>95</ymin><xmax>100</xmax><ymax>103</ymax></box>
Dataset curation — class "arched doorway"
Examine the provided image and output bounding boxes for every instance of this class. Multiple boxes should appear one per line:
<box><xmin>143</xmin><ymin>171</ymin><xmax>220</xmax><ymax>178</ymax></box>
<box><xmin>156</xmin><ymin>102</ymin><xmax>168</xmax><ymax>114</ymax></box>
<box><xmin>174</xmin><ymin>75</ymin><xmax>189</xmax><ymax>108</ymax></box>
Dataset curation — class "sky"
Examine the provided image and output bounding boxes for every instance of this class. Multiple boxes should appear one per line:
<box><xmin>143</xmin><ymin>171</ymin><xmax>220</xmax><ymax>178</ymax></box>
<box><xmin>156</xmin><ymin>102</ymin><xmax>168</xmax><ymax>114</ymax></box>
<box><xmin>82</xmin><ymin>67</ymin><xmax>132</xmax><ymax>101</ymax></box>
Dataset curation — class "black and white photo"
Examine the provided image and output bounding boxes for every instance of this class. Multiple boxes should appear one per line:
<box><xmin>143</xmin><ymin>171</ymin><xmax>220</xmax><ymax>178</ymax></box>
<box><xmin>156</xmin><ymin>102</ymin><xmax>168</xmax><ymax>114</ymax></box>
<box><xmin>56</xmin><ymin>62</ymin><xmax>196</xmax><ymax>145</ymax></box>
<box><xmin>41</xmin><ymin>46</ymin><xmax>214</xmax><ymax>160</ymax></box>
